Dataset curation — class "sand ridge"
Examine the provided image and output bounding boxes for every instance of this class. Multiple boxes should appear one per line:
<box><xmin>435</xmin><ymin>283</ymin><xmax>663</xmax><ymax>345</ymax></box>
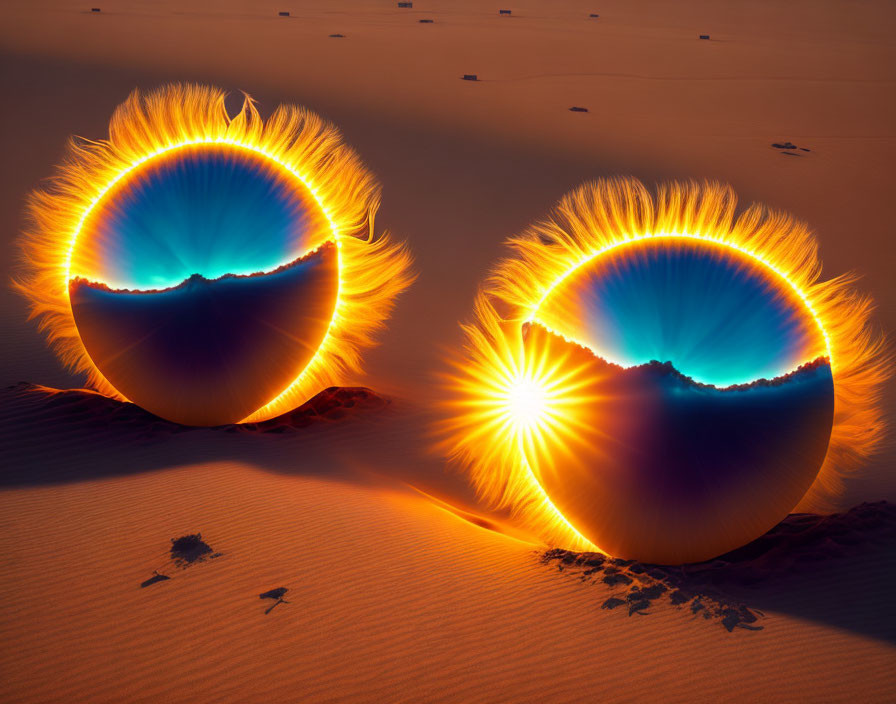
<box><xmin>2</xmin><ymin>384</ymin><xmax>895</xmax><ymax>702</ymax></box>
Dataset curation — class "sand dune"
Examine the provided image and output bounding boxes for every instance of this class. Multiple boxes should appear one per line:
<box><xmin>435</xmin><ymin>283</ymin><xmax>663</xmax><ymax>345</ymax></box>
<box><xmin>1</xmin><ymin>0</ymin><xmax>895</xmax><ymax>701</ymax></box>
<box><xmin>2</xmin><ymin>386</ymin><xmax>895</xmax><ymax>702</ymax></box>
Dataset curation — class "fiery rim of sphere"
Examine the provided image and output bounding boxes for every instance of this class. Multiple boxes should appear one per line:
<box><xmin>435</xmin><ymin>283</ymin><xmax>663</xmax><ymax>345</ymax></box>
<box><xmin>14</xmin><ymin>84</ymin><xmax>414</xmax><ymax>423</ymax></box>
<box><xmin>440</xmin><ymin>179</ymin><xmax>890</xmax><ymax>552</ymax></box>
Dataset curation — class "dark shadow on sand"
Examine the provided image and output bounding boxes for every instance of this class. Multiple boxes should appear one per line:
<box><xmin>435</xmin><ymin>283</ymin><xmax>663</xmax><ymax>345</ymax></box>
<box><xmin>0</xmin><ymin>382</ymin><xmax>394</xmax><ymax>486</ymax></box>
<box><xmin>170</xmin><ymin>533</ymin><xmax>218</xmax><ymax>567</ymax></box>
<box><xmin>2</xmin><ymin>384</ymin><xmax>895</xmax><ymax>642</ymax></box>
<box><xmin>0</xmin><ymin>381</ymin><xmax>482</xmax><ymax>514</ymax></box>
<box><xmin>140</xmin><ymin>572</ymin><xmax>170</xmax><ymax>588</ymax></box>
<box><xmin>542</xmin><ymin>501</ymin><xmax>896</xmax><ymax>643</ymax></box>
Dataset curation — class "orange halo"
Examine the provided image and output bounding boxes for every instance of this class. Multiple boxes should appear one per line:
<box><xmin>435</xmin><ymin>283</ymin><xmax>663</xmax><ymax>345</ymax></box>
<box><xmin>14</xmin><ymin>84</ymin><xmax>415</xmax><ymax>423</ymax></box>
<box><xmin>440</xmin><ymin>179</ymin><xmax>890</xmax><ymax>553</ymax></box>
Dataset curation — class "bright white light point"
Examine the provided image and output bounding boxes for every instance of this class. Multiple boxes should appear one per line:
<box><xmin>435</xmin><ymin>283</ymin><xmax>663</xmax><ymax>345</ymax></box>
<box><xmin>506</xmin><ymin>377</ymin><xmax>547</xmax><ymax>429</ymax></box>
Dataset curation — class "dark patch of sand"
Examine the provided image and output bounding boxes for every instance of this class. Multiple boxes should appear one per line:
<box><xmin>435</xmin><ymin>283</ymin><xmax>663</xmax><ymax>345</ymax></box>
<box><xmin>771</xmin><ymin>140</ymin><xmax>812</xmax><ymax>155</ymax></box>
<box><xmin>542</xmin><ymin>501</ymin><xmax>896</xmax><ymax>633</ymax></box>
<box><xmin>139</xmin><ymin>534</ymin><xmax>221</xmax><ymax>587</ymax></box>
<box><xmin>170</xmin><ymin>533</ymin><xmax>218</xmax><ymax>567</ymax></box>
<box><xmin>140</xmin><ymin>572</ymin><xmax>170</xmax><ymax>588</ymax></box>
<box><xmin>260</xmin><ymin>587</ymin><xmax>290</xmax><ymax>614</ymax></box>
<box><xmin>4</xmin><ymin>382</ymin><xmax>388</xmax><ymax>435</ymax></box>
<box><xmin>260</xmin><ymin>587</ymin><xmax>289</xmax><ymax>600</ymax></box>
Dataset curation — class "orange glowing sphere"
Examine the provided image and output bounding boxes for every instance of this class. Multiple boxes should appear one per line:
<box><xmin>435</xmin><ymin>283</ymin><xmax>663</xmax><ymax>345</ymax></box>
<box><xmin>15</xmin><ymin>85</ymin><xmax>414</xmax><ymax>426</ymax></box>
<box><xmin>442</xmin><ymin>180</ymin><xmax>888</xmax><ymax>565</ymax></box>
<box><xmin>67</xmin><ymin>144</ymin><xmax>339</xmax><ymax>427</ymax></box>
<box><xmin>520</xmin><ymin>237</ymin><xmax>836</xmax><ymax>564</ymax></box>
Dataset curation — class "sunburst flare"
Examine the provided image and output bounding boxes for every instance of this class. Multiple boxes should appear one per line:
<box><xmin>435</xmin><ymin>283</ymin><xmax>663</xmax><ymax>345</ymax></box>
<box><xmin>440</xmin><ymin>178</ymin><xmax>889</xmax><ymax>560</ymax></box>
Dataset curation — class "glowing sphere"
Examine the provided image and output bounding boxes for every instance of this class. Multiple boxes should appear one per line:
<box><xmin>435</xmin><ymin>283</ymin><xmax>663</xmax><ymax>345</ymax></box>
<box><xmin>527</xmin><ymin>238</ymin><xmax>835</xmax><ymax>564</ymax></box>
<box><xmin>442</xmin><ymin>180</ymin><xmax>887</xmax><ymax>566</ymax></box>
<box><xmin>16</xmin><ymin>84</ymin><xmax>414</xmax><ymax>427</ymax></box>
<box><xmin>69</xmin><ymin>145</ymin><xmax>338</xmax><ymax>426</ymax></box>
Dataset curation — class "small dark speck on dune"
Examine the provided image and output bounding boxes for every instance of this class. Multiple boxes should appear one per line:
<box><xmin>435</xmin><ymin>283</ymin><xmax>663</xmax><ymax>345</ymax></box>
<box><xmin>260</xmin><ymin>587</ymin><xmax>289</xmax><ymax>600</ymax></box>
<box><xmin>260</xmin><ymin>587</ymin><xmax>290</xmax><ymax>614</ymax></box>
<box><xmin>721</xmin><ymin>606</ymin><xmax>763</xmax><ymax>632</ymax></box>
<box><xmin>170</xmin><ymin>533</ymin><xmax>217</xmax><ymax>567</ymax></box>
<box><xmin>139</xmin><ymin>535</ymin><xmax>219</xmax><ymax>586</ymax></box>
<box><xmin>628</xmin><ymin>599</ymin><xmax>651</xmax><ymax>615</ymax></box>
<box><xmin>602</xmin><ymin>572</ymin><xmax>633</xmax><ymax>587</ymax></box>
<box><xmin>772</xmin><ymin>140</ymin><xmax>811</xmax><ymax>154</ymax></box>
<box><xmin>631</xmin><ymin>584</ymin><xmax>667</xmax><ymax>600</ymax></box>
<box><xmin>140</xmin><ymin>572</ymin><xmax>170</xmax><ymax>588</ymax></box>
<box><xmin>669</xmin><ymin>589</ymin><xmax>691</xmax><ymax>605</ymax></box>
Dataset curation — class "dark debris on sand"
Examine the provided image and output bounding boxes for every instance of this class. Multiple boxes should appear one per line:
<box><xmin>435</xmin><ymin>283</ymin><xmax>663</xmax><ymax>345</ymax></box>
<box><xmin>260</xmin><ymin>587</ymin><xmax>290</xmax><ymax>614</ymax></box>
<box><xmin>542</xmin><ymin>501</ymin><xmax>895</xmax><ymax>633</ymax></box>
<box><xmin>546</xmin><ymin>550</ymin><xmax>767</xmax><ymax>632</ymax></box>
<box><xmin>139</xmin><ymin>534</ymin><xmax>221</xmax><ymax>587</ymax></box>
<box><xmin>170</xmin><ymin>533</ymin><xmax>221</xmax><ymax>567</ymax></box>
<box><xmin>140</xmin><ymin>572</ymin><xmax>170</xmax><ymax>588</ymax></box>
<box><xmin>260</xmin><ymin>587</ymin><xmax>289</xmax><ymax>600</ymax></box>
<box><xmin>771</xmin><ymin>140</ymin><xmax>812</xmax><ymax>156</ymax></box>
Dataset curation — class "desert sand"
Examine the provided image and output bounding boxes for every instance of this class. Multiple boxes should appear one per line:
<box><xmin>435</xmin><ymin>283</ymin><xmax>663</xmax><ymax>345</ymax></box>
<box><xmin>1</xmin><ymin>1</ymin><xmax>895</xmax><ymax>702</ymax></box>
